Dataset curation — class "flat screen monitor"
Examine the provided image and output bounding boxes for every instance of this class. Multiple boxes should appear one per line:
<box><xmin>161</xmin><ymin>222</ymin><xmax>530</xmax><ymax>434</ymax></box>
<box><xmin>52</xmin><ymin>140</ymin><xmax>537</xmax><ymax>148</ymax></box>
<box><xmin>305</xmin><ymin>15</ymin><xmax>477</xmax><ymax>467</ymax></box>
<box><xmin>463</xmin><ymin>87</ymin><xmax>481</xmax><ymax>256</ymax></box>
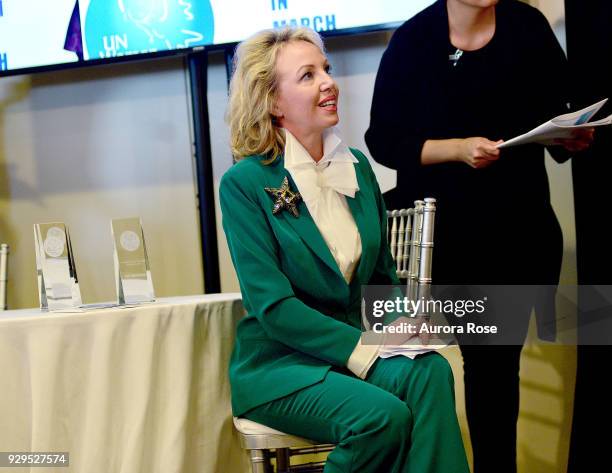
<box><xmin>0</xmin><ymin>0</ymin><xmax>81</xmax><ymax>73</ymax></box>
<box><xmin>1</xmin><ymin>0</ymin><xmax>436</xmax><ymax>76</ymax></box>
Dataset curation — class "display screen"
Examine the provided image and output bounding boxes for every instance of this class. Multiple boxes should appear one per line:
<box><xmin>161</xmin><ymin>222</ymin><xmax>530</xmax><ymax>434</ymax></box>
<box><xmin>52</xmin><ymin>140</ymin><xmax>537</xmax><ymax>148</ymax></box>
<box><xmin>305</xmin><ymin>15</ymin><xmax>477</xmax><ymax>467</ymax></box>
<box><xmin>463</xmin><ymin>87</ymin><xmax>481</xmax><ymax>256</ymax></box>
<box><xmin>79</xmin><ymin>0</ymin><xmax>215</xmax><ymax>60</ymax></box>
<box><xmin>1</xmin><ymin>0</ymin><xmax>435</xmax><ymax>75</ymax></box>
<box><xmin>0</xmin><ymin>0</ymin><xmax>81</xmax><ymax>72</ymax></box>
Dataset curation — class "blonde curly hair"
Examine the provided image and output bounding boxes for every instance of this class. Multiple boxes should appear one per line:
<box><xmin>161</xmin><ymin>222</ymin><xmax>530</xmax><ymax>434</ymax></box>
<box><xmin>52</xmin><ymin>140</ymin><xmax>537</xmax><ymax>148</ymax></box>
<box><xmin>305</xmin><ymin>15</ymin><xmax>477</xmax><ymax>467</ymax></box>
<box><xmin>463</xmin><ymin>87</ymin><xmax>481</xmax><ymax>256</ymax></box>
<box><xmin>226</xmin><ymin>27</ymin><xmax>325</xmax><ymax>162</ymax></box>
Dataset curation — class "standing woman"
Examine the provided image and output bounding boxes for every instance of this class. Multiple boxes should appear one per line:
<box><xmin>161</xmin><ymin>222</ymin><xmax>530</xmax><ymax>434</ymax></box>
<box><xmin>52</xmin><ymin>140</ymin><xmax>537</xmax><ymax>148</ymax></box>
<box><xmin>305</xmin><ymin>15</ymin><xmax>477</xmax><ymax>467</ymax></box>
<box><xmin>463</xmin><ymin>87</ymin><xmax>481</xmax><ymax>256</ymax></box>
<box><xmin>366</xmin><ymin>1</ymin><xmax>593</xmax><ymax>472</ymax></box>
<box><xmin>221</xmin><ymin>27</ymin><xmax>470</xmax><ymax>473</ymax></box>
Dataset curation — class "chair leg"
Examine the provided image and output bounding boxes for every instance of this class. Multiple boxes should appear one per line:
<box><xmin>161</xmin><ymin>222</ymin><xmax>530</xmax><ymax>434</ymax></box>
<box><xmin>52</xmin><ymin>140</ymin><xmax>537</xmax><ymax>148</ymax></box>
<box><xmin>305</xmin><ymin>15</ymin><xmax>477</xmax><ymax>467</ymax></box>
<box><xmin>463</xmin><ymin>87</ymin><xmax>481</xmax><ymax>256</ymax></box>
<box><xmin>249</xmin><ymin>449</ymin><xmax>268</xmax><ymax>473</ymax></box>
<box><xmin>275</xmin><ymin>448</ymin><xmax>290</xmax><ymax>473</ymax></box>
<box><xmin>264</xmin><ymin>450</ymin><xmax>274</xmax><ymax>473</ymax></box>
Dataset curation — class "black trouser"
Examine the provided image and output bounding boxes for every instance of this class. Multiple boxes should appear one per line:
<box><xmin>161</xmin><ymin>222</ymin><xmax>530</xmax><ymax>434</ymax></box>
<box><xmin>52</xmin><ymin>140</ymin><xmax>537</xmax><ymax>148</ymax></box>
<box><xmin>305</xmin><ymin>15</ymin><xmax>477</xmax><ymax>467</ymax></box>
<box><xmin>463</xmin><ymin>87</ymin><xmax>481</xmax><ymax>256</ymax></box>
<box><xmin>460</xmin><ymin>344</ymin><xmax>524</xmax><ymax>473</ymax></box>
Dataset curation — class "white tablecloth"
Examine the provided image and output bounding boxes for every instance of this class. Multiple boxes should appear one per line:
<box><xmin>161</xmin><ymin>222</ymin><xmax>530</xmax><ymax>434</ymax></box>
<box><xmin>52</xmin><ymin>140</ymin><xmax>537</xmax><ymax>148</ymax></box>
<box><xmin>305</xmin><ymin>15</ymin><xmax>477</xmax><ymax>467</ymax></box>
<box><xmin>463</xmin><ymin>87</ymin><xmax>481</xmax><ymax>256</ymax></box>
<box><xmin>0</xmin><ymin>294</ymin><xmax>250</xmax><ymax>473</ymax></box>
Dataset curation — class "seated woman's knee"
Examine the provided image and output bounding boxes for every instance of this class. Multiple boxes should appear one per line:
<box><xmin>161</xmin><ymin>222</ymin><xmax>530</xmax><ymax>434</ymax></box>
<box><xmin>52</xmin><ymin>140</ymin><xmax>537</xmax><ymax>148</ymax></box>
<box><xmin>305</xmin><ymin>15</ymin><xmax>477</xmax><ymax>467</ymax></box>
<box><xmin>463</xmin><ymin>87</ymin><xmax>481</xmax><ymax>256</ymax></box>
<box><xmin>371</xmin><ymin>395</ymin><xmax>412</xmax><ymax>437</ymax></box>
<box><xmin>427</xmin><ymin>353</ymin><xmax>454</xmax><ymax>386</ymax></box>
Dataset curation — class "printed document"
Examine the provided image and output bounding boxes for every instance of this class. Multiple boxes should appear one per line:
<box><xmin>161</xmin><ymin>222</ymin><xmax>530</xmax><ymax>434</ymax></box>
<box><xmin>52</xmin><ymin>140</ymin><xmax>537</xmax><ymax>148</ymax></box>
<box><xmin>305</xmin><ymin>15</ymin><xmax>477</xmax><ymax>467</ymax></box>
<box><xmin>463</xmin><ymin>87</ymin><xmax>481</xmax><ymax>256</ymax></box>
<box><xmin>497</xmin><ymin>98</ymin><xmax>612</xmax><ymax>149</ymax></box>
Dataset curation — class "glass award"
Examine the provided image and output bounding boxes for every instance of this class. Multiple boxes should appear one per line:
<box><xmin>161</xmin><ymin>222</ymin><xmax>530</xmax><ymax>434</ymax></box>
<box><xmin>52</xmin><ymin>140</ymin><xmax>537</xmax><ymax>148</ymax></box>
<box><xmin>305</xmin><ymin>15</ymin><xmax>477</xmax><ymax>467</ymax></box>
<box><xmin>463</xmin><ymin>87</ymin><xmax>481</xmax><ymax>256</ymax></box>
<box><xmin>33</xmin><ymin>222</ymin><xmax>82</xmax><ymax>310</ymax></box>
<box><xmin>111</xmin><ymin>217</ymin><xmax>155</xmax><ymax>305</ymax></box>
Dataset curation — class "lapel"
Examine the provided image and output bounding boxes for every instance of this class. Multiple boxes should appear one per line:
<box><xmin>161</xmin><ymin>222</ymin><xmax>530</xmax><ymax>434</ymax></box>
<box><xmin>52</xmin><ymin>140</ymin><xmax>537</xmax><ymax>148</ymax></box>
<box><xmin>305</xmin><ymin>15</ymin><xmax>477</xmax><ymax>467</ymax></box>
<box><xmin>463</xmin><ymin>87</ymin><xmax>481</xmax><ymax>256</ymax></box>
<box><xmin>347</xmin><ymin>159</ymin><xmax>378</xmax><ymax>286</ymax></box>
<box><xmin>281</xmin><ymin>171</ymin><xmax>344</xmax><ymax>280</ymax></box>
<box><xmin>262</xmin><ymin>154</ymin><xmax>378</xmax><ymax>288</ymax></box>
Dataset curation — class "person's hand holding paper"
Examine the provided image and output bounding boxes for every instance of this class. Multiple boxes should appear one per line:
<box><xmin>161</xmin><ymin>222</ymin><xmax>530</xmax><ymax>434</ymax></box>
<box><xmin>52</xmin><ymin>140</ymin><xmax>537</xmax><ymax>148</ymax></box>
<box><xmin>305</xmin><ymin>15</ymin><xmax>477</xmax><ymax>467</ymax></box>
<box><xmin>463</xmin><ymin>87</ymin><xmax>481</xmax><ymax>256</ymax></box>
<box><xmin>497</xmin><ymin>98</ymin><xmax>608</xmax><ymax>149</ymax></box>
<box><xmin>459</xmin><ymin>137</ymin><xmax>504</xmax><ymax>169</ymax></box>
<box><xmin>384</xmin><ymin>315</ymin><xmax>432</xmax><ymax>346</ymax></box>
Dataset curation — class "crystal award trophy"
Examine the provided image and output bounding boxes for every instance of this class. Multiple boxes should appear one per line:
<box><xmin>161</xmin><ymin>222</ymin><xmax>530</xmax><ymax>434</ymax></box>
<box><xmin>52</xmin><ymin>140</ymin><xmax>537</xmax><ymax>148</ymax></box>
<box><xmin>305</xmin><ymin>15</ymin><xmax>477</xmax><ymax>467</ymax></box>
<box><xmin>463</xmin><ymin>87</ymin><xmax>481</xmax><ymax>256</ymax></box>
<box><xmin>111</xmin><ymin>217</ymin><xmax>155</xmax><ymax>305</ymax></box>
<box><xmin>34</xmin><ymin>222</ymin><xmax>82</xmax><ymax>310</ymax></box>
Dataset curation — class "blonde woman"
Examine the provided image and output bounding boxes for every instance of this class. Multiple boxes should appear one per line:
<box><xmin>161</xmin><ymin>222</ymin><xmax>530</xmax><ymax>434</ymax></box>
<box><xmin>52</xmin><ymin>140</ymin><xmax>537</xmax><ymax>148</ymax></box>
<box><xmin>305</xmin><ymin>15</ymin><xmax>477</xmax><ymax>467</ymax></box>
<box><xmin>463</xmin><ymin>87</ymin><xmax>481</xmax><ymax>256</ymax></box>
<box><xmin>220</xmin><ymin>27</ymin><xmax>469</xmax><ymax>473</ymax></box>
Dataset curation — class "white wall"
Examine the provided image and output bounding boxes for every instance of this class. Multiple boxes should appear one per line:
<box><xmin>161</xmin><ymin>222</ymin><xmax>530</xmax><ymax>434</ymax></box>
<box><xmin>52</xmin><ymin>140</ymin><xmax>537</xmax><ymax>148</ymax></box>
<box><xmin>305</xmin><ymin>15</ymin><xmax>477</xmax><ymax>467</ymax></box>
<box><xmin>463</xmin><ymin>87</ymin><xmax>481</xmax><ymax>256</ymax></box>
<box><xmin>0</xmin><ymin>58</ymin><xmax>204</xmax><ymax>308</ymax></box>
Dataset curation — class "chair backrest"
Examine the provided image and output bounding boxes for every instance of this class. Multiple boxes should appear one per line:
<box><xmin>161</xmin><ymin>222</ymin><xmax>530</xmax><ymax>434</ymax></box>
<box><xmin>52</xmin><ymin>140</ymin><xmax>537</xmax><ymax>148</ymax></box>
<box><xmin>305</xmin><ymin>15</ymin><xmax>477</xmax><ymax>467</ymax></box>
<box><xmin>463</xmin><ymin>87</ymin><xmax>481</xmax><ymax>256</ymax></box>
<box><xmin>387</xmin><ymin>198</ymin><xmax>436</xmax><ymax>285</ymax></box>
<box><xmin>0</xmin><ymin>243</ymin><xmax>8</xmax><ymax>310</ymax></box>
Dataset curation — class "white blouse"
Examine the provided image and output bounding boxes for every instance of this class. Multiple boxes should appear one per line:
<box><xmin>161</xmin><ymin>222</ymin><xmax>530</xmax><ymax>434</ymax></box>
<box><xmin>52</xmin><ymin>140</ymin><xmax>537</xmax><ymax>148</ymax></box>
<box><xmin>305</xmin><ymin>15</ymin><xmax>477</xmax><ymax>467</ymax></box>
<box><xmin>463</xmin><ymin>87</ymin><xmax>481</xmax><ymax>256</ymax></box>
<box><xmin>283</xmin><ymin>128</ymin><xmax>362</xmax><ymax>284</ymax></box>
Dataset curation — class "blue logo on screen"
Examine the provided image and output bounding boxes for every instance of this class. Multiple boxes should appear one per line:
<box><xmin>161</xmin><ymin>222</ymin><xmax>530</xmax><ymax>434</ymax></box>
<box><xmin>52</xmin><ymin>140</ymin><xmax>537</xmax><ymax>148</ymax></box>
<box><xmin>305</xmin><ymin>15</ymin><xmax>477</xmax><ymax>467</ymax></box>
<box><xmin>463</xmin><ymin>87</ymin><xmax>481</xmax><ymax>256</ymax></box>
<box><xmin>0</xmin><ymin>0</ymin><xmax>4</xmax><ymax>17</ymax></box>
<box><xmin>84</xmin><ymin>0</ymin><xmax>214</xmax><ymax>59</ymax></box>
<box><xmin>0</xmin><ymin>53</ymin><xmax>7</xmax><ymax>71</ymax></box>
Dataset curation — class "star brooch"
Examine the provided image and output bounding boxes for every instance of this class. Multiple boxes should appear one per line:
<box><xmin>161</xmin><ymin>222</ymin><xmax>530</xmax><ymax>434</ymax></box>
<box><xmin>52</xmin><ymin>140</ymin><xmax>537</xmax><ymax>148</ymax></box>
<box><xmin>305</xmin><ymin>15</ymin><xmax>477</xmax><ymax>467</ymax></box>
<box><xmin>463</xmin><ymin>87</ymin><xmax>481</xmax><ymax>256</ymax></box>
<box><xmin>264</xmin><ymin>177</ymin><xmax>302</xmax><ymax>217</ymax></box>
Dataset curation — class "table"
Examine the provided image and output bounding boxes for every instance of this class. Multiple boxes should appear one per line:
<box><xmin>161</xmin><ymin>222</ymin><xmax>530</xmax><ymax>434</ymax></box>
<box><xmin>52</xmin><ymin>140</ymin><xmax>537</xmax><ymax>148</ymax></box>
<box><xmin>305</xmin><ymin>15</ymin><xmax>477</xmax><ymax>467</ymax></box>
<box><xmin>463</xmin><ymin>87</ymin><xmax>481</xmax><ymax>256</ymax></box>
<box><xmin>0</xmin><ymin>294</ymin><xmax>250</xmax><ymax>473</ymax></box>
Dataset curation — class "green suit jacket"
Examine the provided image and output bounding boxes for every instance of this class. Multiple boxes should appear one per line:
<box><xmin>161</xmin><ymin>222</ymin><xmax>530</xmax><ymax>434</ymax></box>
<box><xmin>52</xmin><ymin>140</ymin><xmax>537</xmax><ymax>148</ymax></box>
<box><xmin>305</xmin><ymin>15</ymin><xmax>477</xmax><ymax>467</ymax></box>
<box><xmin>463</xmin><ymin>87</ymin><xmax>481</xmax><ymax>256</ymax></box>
<box><xmin>220</xmin><ymin>148</ymin><xmax>400</xmax><ymax>416</ymax></box>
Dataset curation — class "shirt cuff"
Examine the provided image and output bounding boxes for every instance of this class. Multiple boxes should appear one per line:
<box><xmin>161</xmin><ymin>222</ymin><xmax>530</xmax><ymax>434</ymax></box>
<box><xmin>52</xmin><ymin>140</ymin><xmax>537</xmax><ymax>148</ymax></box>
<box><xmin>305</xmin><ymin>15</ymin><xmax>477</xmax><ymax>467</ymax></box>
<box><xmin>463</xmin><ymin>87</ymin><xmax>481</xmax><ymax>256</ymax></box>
<box><xmin>347</xmin><ymin>336</ymin><xmax>383</xmax><ymax>379</ymax></box>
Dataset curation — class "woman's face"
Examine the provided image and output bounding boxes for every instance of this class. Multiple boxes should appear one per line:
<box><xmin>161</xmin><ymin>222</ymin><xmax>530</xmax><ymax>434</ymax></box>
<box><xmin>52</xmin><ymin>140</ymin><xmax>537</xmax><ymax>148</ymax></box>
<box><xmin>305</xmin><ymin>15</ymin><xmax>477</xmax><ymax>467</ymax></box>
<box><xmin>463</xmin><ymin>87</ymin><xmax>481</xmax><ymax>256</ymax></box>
<box><xmin>273</xmin><ymin>40</ymin><xmax>339</xmax><ymax>139</ymax></box>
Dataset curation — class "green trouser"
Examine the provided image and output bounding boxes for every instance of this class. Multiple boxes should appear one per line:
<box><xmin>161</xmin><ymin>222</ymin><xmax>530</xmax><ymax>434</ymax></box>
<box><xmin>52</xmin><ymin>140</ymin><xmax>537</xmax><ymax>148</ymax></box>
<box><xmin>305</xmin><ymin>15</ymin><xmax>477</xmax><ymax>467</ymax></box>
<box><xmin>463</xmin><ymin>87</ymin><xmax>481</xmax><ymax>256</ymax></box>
<box><xmin>244</xmin><ymin>352</ymin><xmax>470</xmax><ymax>473</ymax></box>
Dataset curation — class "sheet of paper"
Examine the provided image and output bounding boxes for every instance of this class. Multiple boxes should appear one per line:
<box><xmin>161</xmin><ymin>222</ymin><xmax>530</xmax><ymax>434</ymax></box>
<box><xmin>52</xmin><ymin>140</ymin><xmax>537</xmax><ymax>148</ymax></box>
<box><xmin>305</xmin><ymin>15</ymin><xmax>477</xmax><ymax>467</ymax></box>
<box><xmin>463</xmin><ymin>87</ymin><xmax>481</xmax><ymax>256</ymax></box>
<box><xmin>378</xmin><ymin>337</ymin><xmax>451</xmax><ymax>359</ymax></box>
<box><xmin>497</xmin><ymin>98</ymin><xmax>611</xmax><ymax>149</ymax></box>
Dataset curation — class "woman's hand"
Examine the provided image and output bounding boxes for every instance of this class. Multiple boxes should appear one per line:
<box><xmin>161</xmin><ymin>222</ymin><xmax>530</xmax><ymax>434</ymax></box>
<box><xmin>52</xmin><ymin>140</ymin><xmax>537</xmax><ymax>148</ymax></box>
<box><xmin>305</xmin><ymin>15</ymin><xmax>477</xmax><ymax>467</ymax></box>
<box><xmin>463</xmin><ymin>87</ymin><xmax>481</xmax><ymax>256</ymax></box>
<box><xmin>385</xmin><ymin>316</ymin><xmax>431</xmax><ymax>346</ymax></box>
<box><xmin>384</xmin><ymin>316</ymin><xmax>417</xmax><ymax>346</ymax></box>
<box><xmin>554</xmin><ymin>127</ymin><xmax>595</xmax><ymax>153</ymax></box>
<box><xmin>458</xmin><ymin>137</ymin><xmax>504</xmax><ymax>169</ymax></box>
